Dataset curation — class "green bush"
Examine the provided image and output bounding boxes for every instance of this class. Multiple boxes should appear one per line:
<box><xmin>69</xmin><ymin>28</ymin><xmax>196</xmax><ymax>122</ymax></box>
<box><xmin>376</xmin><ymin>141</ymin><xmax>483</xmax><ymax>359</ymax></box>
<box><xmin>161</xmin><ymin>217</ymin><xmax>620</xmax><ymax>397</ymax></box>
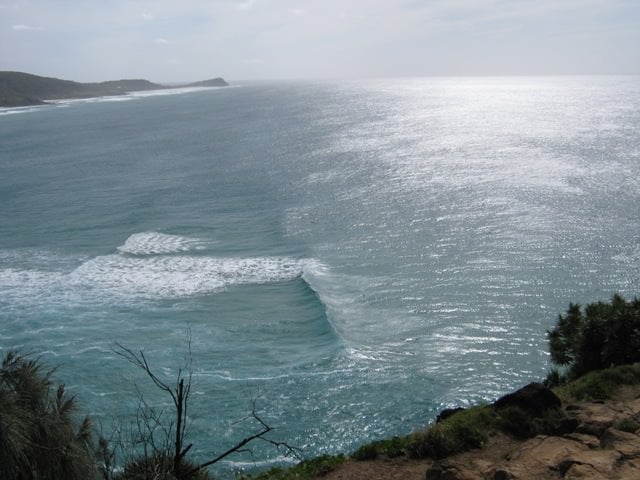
<box><xmin>497</xmin><ymin>406</ymin><xmax>535</xmax><ymax>439</ymax></box>
<box><xmin>548</xmin><ymin>294</ymin><xmax>640</xmax><ymax>379</ymax></box>
<box><xmin>407</xmin><ymin>407</ymin><xmax>495</xmax><ymax>459</ymax></box>
<box><xmin>604</xmin><ymin>364</ymin><xmax>640</xmax><ymax>385</ymax></box>
<box><xmin>558</xmin><ymin>364</ymin><xmax>640</xmax><ymax>402</ymax></box>
<box><xmin>544</xmin><ymin>368</ymin><xmax>565</xmax><ymax>388</ymax></box>
<box><xmin>352</xmin><ymin>436</ymin><xmax>408</xmax><ymax>460</ymax></box>
<box><xmin>352</xmin><ymin>443</ymin><xmax>379</xmax><ymax>460</ymax></box>
<box><xmin>569</xmin><ymin>373</ymin><xmax>615</xmax><ymax>401</ymax></box>
<box><xmin>248</xmin><ymin>455</ymin><xmax>345</xmax><ymax>480</ymax></box>
<box><xmin>496</xmin><ymin>406</ymin><xmax>570</xmax><ymax>439</ymax></box>
<box><xmin>0</xmin><ymin>351</ymin><xmax>98</xmax><ymax>480</ymax></box>
<box><xmin>115</xmin><ymin>452</ymin><xmax>213</xmax><ymax>480</ymax></box>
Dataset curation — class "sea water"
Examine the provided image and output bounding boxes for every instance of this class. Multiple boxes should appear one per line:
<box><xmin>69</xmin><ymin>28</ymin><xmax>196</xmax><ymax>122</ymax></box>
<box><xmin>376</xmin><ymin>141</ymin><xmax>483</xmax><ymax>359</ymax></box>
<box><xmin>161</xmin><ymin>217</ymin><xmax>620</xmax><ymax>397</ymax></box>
<box><xmin>1</xmin><ymin>77</ymin><xmax>639</xmax><ymax>476</ymax></box>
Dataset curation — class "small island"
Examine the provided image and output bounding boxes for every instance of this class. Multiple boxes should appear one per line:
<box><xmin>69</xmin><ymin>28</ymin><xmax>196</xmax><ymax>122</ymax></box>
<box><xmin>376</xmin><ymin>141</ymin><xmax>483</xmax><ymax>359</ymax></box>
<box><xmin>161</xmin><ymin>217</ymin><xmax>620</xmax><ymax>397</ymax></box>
<box><xmin>0</xmin><ymin>71</ymin><xmax>229</xmax><ymax>107</ymax></box>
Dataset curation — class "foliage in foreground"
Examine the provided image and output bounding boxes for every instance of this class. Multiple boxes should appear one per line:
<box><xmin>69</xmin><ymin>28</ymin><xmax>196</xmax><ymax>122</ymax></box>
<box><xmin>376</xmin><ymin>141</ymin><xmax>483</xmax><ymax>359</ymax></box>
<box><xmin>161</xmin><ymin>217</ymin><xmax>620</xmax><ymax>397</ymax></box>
<box><xmin>115</xmin><ymin>452</ymin><xmax>213</xmax><ymax>480</ymax></box>
<box><xmin>243</xmin><ymin>455</ymin><xmax>346</xmax><ymax>480</ymax></box>
<box><xmin>406</xmin><ymin>406</ymin><xmax>495</xmax><ymax>459</ymax></box>
<box><xmin>4</xmin><ymin>293</ymin><xmax>640</xmax><ymax>479</ymax></box>
<box><xmin>548</xmin><ymin>294</ymin><xmax>640</xmax><ymax>380</ymax></box>
<box><xmin>111</xmin><ymin>342</ymin><xmax>298</xmax><ymax>480</ymax></box>
<box><xmin>0</xmin><ymin>346</ymin><xmax>295</xmax><ymax>480</ymax></box>
<box><xmin>554</xmin><ymin>363</ymin><xmax>640</xmax><ymax>402</ymax></box>
<box><xmin>0</xmin><ymin>351</ymin><xmax>98</xmax><ymax>480</ymax></box>
<box><xmin>351</xmin><ymin>436</ymin><xmax>407</xmax><ymax>460</ymax></box>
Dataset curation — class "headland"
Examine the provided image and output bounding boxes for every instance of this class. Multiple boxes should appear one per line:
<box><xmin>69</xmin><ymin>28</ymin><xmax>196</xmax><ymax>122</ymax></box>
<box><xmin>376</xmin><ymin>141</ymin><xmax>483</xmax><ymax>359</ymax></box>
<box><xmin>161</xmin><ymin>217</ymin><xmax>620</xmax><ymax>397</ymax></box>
<box><xmin>0</xmin><ymin>71</ymin><xmax>228</xmax><ymax>107</ymax></box>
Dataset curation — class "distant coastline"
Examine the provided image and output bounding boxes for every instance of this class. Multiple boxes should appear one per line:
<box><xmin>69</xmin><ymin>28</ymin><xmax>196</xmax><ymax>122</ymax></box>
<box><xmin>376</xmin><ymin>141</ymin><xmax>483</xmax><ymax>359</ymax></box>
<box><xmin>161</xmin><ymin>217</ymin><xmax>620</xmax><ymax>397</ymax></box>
<box><xmin>0</xmin><ymin>71</ymin><xmax>228</xmax><ymax>107</ymax></box>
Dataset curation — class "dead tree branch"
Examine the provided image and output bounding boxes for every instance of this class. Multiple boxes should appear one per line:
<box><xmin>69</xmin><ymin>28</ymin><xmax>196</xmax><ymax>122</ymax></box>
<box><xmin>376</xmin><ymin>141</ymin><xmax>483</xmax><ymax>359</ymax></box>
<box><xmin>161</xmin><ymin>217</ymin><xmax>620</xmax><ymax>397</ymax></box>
<box><xmin>114</xmin><ymin>338</ymin><xmax>299</xmax><ymax>480</ymax></box>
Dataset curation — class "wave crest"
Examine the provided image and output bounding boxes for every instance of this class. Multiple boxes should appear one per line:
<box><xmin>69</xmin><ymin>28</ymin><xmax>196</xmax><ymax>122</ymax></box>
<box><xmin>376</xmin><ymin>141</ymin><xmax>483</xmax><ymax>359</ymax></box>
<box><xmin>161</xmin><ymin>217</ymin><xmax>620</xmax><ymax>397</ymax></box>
<box><xmin>71</xmin><ymin>254</ymin><xmax>304</xmax><ymax>299</ymax></box>
<box><xmin>117</xmin><ymin>231</ymin><xmax>207</xmax><ymax>255</ymax></box>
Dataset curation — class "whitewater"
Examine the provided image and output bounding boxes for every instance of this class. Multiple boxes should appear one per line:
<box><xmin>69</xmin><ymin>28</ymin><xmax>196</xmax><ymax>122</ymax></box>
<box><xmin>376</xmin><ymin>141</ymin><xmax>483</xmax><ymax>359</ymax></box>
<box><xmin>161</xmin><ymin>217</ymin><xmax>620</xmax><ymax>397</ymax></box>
<box><xmin>1</xmin><ymin>76</ymin><xmax>639</xmax><ymax>476</ymax></box>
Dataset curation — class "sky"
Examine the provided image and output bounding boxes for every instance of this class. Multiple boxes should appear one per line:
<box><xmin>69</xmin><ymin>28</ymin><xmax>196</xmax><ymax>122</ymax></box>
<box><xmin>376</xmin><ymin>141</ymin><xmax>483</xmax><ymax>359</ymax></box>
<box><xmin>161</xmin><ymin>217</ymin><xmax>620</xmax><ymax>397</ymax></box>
<box><xmin>1</xmin><ymin>0</ymin><xmax>639</xmax><ymax>82</ymax></box>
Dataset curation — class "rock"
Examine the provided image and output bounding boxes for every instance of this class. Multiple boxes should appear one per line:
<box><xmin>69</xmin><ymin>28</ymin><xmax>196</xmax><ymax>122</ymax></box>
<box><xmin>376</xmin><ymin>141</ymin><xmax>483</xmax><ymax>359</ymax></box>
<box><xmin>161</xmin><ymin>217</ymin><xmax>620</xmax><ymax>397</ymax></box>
<box><xmin>617</xmin><ymin>458</ymin><xmax>640</xmax><ymax>478</ymax></box>
<box><xmin>425</xmin><ymin>464</ymin><xmax>443</xmax><ymax>480</ymax></box>
<box><xmin>470</xmin><ymin>459</ymin><xmax>494</xmax><ymax>475</ymax></box>
<box><xmin>501</xmin><ymin>434</ymin><xmax>622</xmax><ymax>478</ymax></box>
<box><xmin>563</xmin><ymin>449</ymin><xmax>621</xmax><ymax>476</ymax></box>
<box><xmin>563</xmin><ymin>463</ymin><xmax>604</xmax><ymax>479</ymax></box>
<box><xmin>563</xmin><ymin>433</ymin><xmax>601</xmax><ymax>449</ymax></box>
<box><xmin>601</xmin><ymin>428</ymin><xmax>640</xmax><ymax>458</ymax></box>
<box><xmin>568</xmin><ymin>403</ymin><xmax>624</xmax><ymax>436</ymax></box>
<box><xmin>493</xmin><ymin>383</ymin><xmax>561</xmax><ymax>415</ymax></box>
<box><xmin>505</xmin><ymin>436</ymin><xmax>588</xmax><ymax>478</ymax></box>
<box><xmin>425</xmin><ymin>461</ymin><xmax>482</xmax><ymax>480</ymax></box>
<box><xmin>627</xmin><ymin>398</ymin><xmax>640</xmax><ymax>416</ymax></box>
<box><xmin>491</xmin><ymin>468</ymin><xmax>515</xmax><ymax>480</ymax></box>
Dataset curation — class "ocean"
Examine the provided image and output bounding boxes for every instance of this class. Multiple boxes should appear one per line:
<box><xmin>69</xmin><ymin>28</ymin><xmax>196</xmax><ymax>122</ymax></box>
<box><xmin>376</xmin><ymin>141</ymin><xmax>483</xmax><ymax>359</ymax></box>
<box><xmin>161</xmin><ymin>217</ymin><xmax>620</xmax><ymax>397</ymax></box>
<box><xmin>1</xmin><ymin>76</ymin><xmax>639</xmax><ymax>476</ymax></box>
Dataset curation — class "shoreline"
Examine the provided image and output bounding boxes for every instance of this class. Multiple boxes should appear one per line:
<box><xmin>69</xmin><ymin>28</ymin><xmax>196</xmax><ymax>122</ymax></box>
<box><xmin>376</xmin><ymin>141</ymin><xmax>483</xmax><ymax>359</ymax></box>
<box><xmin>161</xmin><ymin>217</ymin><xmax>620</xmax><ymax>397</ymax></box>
<box><xmin>0</xmin><ymin>71</ymin><xmax>228</xmax><ymax>108</ymax></box>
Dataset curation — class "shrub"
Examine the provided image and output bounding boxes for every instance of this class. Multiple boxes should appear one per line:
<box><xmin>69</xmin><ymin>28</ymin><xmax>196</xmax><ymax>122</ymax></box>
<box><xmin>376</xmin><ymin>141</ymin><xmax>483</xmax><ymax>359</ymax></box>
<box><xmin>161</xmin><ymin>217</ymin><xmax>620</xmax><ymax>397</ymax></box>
<box><xmin>543</xmin><ymin>368</ymin><xmax>564</xmax><ymax>388</ymax></box>
<box><xmin>569</xmin><ymin>373</ymin><xmax>615</xmax><ymax>400</ymax></box>
<box><xmin>352</xmin><ymin>443</ymin><xmax>379</xmax><ymax>460</ymax></box>
<box><xmin>548</xmin><ymin>294</ymin><xmax>640</xmax><ymax>379</ymax></box>
<box><xmin>115</xmin><ymin>452</ymin><xmax>212</xmax><ymax>480</ymax></box>
<box><xmin>352</xmin><ymin>436</ymin><xmax>408</xmax><ymax>460</ymax></box>
<box><xmin>406</xmin><ymin>407</ymin><xmax>494</xmax><ymax>459</ymax></box>
<box><xmin>496</xmin><ymin>406</ymin><xmax>570</xmax><ymax>439</ymax></box>
<box><xmin>248</xmin><ymin>455</ymin><xmax>345</xmax><ymax>480</ymax></box>
<box><xmin>557</xmin><ymin>364</ymin><xmax>640</xmax><ymax>402</ymax></box>
<box><xmin>497</xmin><ymin>406</ymin><xmax>535</xmax><ymax>439</ymax></box>
<box><xmin>0</xmin><ymin>351</ymin><xmax>98</xmax><ymax>480</ymax></box>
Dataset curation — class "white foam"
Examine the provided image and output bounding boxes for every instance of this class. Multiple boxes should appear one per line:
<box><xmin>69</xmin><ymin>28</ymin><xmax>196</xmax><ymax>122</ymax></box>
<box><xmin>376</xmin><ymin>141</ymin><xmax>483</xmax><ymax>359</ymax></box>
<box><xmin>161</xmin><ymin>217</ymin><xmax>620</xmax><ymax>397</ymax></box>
<box><xmin>47</xmin><ymin>96</ymin><xmax>134</xmax><ymax>105</ymax></box>
<box><xmin>0</xmin><ymin>105</ymin><xmax>48</xmax><ymax>116</ymax></box>
<box><xmin>117</xmin><ymin>232</ymin><xmax>206</xmax><ymax>255</ymax></box>
<box><xmin>1</xmin><ymin>237</ymin><xmax>308</xmax><ymax>304</ymax></box>
<box><xmin>46</xmin><ymin>86</ymin><xmax>222</xmax><ymax>106</ymax></box>
<box><xmin>127</xmin><ymin>86</ymin><xmax>221</xmax><ymax>98</ymax></box>
<box><xmin>69</xmin><ymin>254</ymin><xmax>304</xmax><ymax>299</ymax></box>
<box><xmin>0</xmin><ymin>268</ymin><xmax>62</xmax><ymax>289</ymax></box>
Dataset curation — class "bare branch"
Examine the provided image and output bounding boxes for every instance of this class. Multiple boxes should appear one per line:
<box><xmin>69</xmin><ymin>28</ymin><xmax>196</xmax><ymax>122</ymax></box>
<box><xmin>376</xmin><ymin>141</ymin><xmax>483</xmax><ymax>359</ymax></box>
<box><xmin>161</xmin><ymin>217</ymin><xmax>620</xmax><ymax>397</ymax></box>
<box><xmin>185</xmin><ymin>408</ymin><xmax>301</xmax><ymax>478</ymax></box>
<box><xmin>113</xmin><ymin>335</ymin><xmax>299</xmax><ymax>480</ymax></box>
<box><xmin>114</xmin><ymin>343</ymin><xmax>177</xmax><ymax>405</ymax></box>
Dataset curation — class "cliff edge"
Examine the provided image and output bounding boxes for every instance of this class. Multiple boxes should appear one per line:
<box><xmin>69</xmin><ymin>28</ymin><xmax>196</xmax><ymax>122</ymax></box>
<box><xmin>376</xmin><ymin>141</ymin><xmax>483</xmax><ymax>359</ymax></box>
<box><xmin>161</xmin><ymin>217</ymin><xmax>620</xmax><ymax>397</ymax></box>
<box><xmin>316</xmin><ymin>381</ymin><xmax>640</xmax><ymax>480</ymax></box>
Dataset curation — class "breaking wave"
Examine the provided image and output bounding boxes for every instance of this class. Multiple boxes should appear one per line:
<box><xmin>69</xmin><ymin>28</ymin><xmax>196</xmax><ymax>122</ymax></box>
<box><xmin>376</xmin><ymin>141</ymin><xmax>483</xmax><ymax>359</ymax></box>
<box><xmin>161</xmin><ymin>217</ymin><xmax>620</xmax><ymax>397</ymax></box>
<box><xmin>1</xmin><ymin>232</ymin><xmax>311</xmax><ymax>304</ymax></box>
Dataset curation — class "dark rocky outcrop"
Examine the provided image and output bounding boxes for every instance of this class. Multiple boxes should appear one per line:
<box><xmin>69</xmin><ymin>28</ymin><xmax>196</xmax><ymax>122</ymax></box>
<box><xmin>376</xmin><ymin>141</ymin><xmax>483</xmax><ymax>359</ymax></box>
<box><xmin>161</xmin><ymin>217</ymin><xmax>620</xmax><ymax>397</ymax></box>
<box><xmin>493</xmin><ymin>382</ymin><xmax>561</xmax><ymax>415</ymax></box>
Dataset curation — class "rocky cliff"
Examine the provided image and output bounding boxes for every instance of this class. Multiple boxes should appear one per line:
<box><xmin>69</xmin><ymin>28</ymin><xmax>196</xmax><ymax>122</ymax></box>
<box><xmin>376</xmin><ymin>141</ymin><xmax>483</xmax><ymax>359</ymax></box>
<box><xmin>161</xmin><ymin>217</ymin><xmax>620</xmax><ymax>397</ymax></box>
<box><xmin>319</xmin><ymin>382</ymin><xmax>640</xmax><ymax>479</ymax></box>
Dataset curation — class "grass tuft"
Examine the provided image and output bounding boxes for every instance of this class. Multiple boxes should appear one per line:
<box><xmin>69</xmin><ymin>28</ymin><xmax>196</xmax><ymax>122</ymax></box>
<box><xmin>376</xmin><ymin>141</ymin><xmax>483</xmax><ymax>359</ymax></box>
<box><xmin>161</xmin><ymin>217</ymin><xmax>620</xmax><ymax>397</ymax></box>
<box><xmin>352</xmin><ymin>436</ymin><xmax>408</xmax><ymax>460</ymax></box>
<box><xmin>406</xmin><ymin>406</ymin><xmax>495</xmax><ymax>459</ymax></box>
<box><xmin>246</xmin><ymin>455</ymin><xmax>346</xmax><ymax>480</ymax></box>
<box><xmin>554</xmin><ymin>364</ymin><xmax>640</xmax><ymax>402</ymax></box>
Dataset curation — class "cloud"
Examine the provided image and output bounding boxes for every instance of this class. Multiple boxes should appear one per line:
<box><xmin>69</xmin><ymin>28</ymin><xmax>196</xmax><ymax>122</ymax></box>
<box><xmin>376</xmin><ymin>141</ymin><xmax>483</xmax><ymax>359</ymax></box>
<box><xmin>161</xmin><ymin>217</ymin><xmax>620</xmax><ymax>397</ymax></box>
<box><xmin>237</xmin><ymin>0</ymin><xmax>256</xmax><ymax>11</ymax></box>
<box><xmin>1</xmin><ymin>0</ymin><xmax>637</xmax><ymax>81</ymax></box>
<box><xmin>12</xmin><ymin>24</ymin><xmax>42</xmax><ymax>31</ymax></box>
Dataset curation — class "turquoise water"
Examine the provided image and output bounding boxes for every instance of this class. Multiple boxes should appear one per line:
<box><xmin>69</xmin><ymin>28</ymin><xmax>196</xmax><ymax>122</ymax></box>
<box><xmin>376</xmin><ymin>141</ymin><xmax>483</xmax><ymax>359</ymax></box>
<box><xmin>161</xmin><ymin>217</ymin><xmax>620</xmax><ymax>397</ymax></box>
<box><xmin>1</xmin><ymin>77</ymin><xmax>639</xmax><ymax>475</ymax></box>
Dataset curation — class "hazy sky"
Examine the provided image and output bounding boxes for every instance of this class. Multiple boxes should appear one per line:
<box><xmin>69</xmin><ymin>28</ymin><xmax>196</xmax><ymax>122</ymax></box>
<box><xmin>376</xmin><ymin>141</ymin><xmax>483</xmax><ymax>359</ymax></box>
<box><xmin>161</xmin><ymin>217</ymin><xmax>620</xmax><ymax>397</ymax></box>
<box><xmin>1</xmin><ymin>0</ymin><xmax>639</xmax><ymax>82</ymax></box>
